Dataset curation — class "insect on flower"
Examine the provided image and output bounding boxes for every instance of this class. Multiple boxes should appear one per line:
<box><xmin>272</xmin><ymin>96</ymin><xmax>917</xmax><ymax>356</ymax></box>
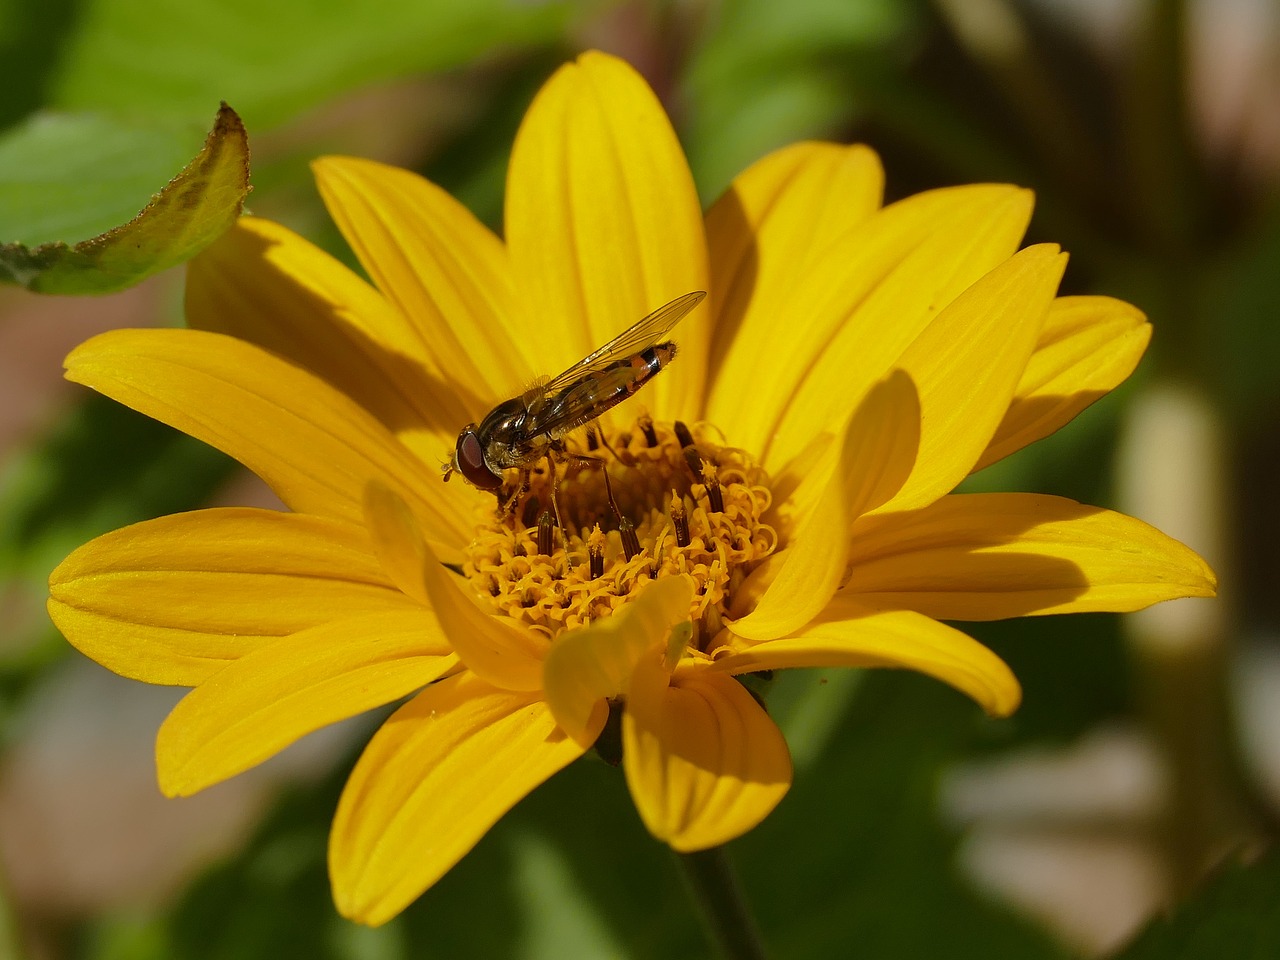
<box><xmin>444</xmin><ymin>290</ymin><xmax>707</xmax><ymax>537</ymax></box>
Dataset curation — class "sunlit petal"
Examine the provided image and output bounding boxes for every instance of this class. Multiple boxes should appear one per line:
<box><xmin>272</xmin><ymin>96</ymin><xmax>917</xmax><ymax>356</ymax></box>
<box><xmin>157</xmin><ymin>610</ymin><xmax>456</xmax><ymax>796</ymax></box>
<box><xmin>624</xmin><ymin>655</ymin><xmax>791</xmax><ymax>850</ymax></box>
<box><xmin>330</xmin><ymin>674</ymin><xmax>601</xmax><ymax>926</ymax></box>
<box><xmin>64</xmin><ymin>328</ymin><xmax>471</xmax><ymax>559</ymax></box>
<box><xmin>313</xmin><ymin>156</ymin><xmax>532</xmax><ymax>409</ymax></box>
<box><xmin>47</xmin><ymin>508</ymin><xmax>412</xmax><ymax>686</ymax></box>
<box><xmin>848</xmin><ymin>493</ymin><xmax>1218</xmax><ymax>619</ymax></box>
<box><xmin>873</xmin><ymin>244</ymin><xmax>1067</xmax><ymax>513</ymax></box>
<box><xmin>704</xmin><ymin>141</ymin><xmax>883</xmax><ymax>435</ymax></box>
<box><xmin>185</xmin><ymin>216</ymin><xmax>470</xmax><ymax>451</ymax></box>
<box><xmin>729</xmin><ymin>370</ymin><xmax>919</xmax><ymax>640</ymax></box>
<box><xmin>506</xmin><ymin>50</ymin><xmax>708</xmax><ymax>421</ymax></box>
<box><xmin>543</xmin><ymin>575</ymin><xmax>692</xmax><ymax>743</ymax></box>
<box><xmin>362</xmin><ymin>483</ymin><xmax>547</xmax><ymax>691</ymax></box>
<box><xmin>717</xmin><ymin>598</ymin><xmax>1021</xmax><ymax>717</ymax></box>
<box><xmin>975</xmin><ymin>295</ymin><xmax>1151</xmax><ymax>470</ymax></box>
<box><xmin>722</xmin><ymin>184</ymin><xmax>1033</xmax><ymax>468</ymax></box>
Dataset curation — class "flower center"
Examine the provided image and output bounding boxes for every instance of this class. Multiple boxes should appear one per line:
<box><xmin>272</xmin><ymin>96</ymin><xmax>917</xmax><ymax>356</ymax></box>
<box><xmin>463</xmin><ymin>418</ymin><xmax>778</xmax><ymax>648</ymax></box>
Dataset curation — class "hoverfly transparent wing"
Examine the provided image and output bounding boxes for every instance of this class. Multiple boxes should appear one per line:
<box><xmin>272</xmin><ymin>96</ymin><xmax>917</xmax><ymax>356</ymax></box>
<box><xmin>520</xmin><ymin>290</ymin><xmax>706</xmax><ymax>441</ymax></box>
<box><xmin>539</xmin><ymin>290</ymin><xmax>706</xmax><ymax>394</ymax></box>
<box><xmin>533</xmin><ymin>363</ymin><xmax>655</xmax><ymax>436</ymax></box>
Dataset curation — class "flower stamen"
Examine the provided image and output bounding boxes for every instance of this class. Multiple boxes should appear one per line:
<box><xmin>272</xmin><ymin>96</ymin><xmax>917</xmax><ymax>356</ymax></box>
<box><xmin>464</xmin><ymin>418</ymin><xmax>777</xmax><ymax>640</ymax></box>
<box><xmin>536</xmin><ymin>510</ymin><xmax>554</xmax><ymax>557</ymax></box>
<box><xmin>670</xmin><ymin>492</ymin><xmax>691</xmax><ymax>548</ymax></box>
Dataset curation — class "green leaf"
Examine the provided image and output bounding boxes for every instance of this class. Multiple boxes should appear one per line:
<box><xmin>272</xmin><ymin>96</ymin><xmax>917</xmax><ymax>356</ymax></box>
<box><xmin>46</xmin><ymin>0</ymin><xmax>581</xmax><ymax>129</ymax></box>
<box><xmin>1114</xmin><ymin>850</ymin><xmax>1280</xmax><ymax>959</ymax></box>
<box><xmin>0</xmin><ymin>103</ymin><xmax>250</xmax><ymax>294</ymax></box>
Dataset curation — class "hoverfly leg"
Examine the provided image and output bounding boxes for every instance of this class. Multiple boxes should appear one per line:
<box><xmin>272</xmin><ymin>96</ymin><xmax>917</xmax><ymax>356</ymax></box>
<box><xmin>594</xmin><ymin>426</ymin><xmax>624</xmax><ymax>465</ymax></box>
<box><xmin>546</xmin><ymin>450</ymin><xmax>568</xmax><ymax>547</ymax></box>
<box><xmin>499</xmin><ymin>469</ymin><xmax>531</xmax><ymax>517</ymax></box>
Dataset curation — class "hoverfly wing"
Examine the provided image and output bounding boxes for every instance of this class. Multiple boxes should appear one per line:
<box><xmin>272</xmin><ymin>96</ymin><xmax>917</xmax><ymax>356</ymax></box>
<box><xmin>530</xmin><ymin>363</ymin><xmax>650</xmax><ymax>438</ymax></box>
<box><xmin>540</xmin><ymin>290</ymin><xmax>706</xmax><ymax>394</ymax></box>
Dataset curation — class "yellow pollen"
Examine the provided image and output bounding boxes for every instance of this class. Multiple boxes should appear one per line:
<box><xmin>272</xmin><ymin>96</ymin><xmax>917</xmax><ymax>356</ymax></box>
<box><xmin>462</xmin><ymin>419</ymin><xmax>778</xmax><ymax>646</ymax></box>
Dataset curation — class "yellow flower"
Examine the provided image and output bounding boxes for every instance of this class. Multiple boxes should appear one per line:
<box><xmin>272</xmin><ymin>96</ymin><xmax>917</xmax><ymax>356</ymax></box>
<box><xmin>48</xmin><ymin>51</ymin><xmax>1215</xmax><ymax>925</ymax></box>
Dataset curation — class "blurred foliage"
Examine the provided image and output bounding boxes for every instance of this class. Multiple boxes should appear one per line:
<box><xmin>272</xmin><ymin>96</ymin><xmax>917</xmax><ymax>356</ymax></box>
<box><xmin>41</xmin><ymin>0</ymin><xmax>585</xmax><ymax>129</ymax></box>
<box><xmin>1115</xmin><ymin>850</ymin><xmax>1280</xmax><ymax>959</ymax></box>
<box><xmin>1</xmin><ymin>0</ymin><xmax>1276</xmax><ymax>957</ymax></box>
<box><xmin>0</xmin><ymin>395</ymin><xmax>235</xmax><ymax>581</ymax></box>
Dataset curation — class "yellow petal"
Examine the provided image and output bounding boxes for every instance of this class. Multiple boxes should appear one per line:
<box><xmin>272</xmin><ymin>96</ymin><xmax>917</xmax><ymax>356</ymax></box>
<box><xmin>312</xmin><ymin>157</ymin><xmax>534</xmax><ymax>408</ymax></box>
<box><xmin>185</xmin><ymin>216</ymin><xmax>471</xmax><ymax>455</ymax></box>
<box><xmin>506</xmin><ymin>50</ymin><xmax>709</xmax><ymax>421</ymax></box>
<box><xmin>847</xmin><ymin>493</ymin><xmax>1218</xmax><ymax>619</ymax></box>
<box><xmin>623</xmin><ymin>655</ymin><xmax>791</xmax><ymax>851</ymax></box>
<box><xmin>717</xmin><ymin>183</ymin><xmax>1033</xmax><ymax>467</ymax></box>
<box><xmin>362</xmin><ymin>482</ymin><xmax>548</xmax><ymax>692</ymax></box>
<box><xmin>157</xmin><ymin>610</ymin><xmax>457</xmax><ymax>796</ymax></box>
<box><xmin>543</xmin><ymin>575</ymin><xmax>693</xmax><ymax>744</ymax></box>
<box><xmin>704</xmin><ymin>141</ymin><xmax>883</xmax><ymax>438</ymax></box>
<box><xmin>729</xmin><ymin>370</ymin><xmax>920</xmax><ymax>640</ymax></box>
<box><xmin>975</xmin><ymin>295</ymin><xmax>1152</xmax><ymax>471</ymax></box>
<box><xmin>64</xmin><ymin>328</ymin><xmax>471</xmax><ymax>559</ymax></box>
<box><xmin>47</xmin><ymin>508</ymin><xmax>413</xmax><ymax>686</ymax></box>
<box><xmin>717</xmin><ymin>598</ymin><xmax>1021</xmax><ymax>717</ymax></box>
<box><xmin>874</xmin><ymin>244</ymin><xmax>1067</xmax><ymax>513</ymax></box>
<box><xmin>330</xmin><ymin>674</ymin><xmax>601</xmax><ymax>926</ymax></box>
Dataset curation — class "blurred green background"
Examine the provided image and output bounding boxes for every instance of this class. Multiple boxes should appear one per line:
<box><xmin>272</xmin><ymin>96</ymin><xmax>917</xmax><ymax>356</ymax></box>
<box><xmin>1</xmin><ymin>0</ymin><xmax>1276</xmax><ymax>957</ymax></box>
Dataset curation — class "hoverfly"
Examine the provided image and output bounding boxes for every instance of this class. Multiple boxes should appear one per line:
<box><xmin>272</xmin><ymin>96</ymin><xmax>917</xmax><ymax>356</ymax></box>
<box><xmin>445</xmin><ymin>290</ymin><xmax>707</xmax><ymax>532</ymax></box>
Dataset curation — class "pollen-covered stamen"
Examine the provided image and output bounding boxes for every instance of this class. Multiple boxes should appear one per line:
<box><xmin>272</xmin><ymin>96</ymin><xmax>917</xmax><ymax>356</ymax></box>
<box><xmin>670</xmin><ymin>491</ymin><xmax>691</xmax><ymax>548</ymax></box>
<box><xmin>463</xmin><ymin>418</ymin><xmax>777</xmax><ymax>642</ymax></box>
<box><xmin>674</xmin><ymin>420</ymin><xmax>695</xmax><ymax>448</ymax></box>
<box><xmin>536</xmin><ymin>510</ymin><xmax>554</xmax><ymax>557</ymax></box>
<box><xmin>521</xmin><ymin>496</ymin><xmax>540</xmax><ymax>529</ymax></box>
<box><xmin>639</xmin><ymin>416</ymin><xmax>658</xmax><ymax>447</ymax></box>
<box><xmin>588</xmin><ymin>526</ymin><xmax>606</xmax><ymax>579</ymax></box>
<box><xmin>701</xmin><ymin>460</ymin><xmax>725</xmax><ymax>514</ymax></box>
<box><xmin>682</xmin><ymin>445</ymin><xmax>704</xmax><ymax>480</ymax></box>
<box><xmin>619</xmin><ymin>518</ymin><xmax>641</xmax><ymax>560</ymax></box>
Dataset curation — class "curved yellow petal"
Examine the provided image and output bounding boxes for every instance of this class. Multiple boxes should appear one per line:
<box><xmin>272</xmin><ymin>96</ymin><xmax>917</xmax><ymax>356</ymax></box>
<box><xmin>704</xmin><ymin>141</ymin><xmax>883</xmax><ymax>437</ymax></box>
<box><xmin>64</xmin><ymin>328</ymin><xmax>471</xmax><ymax>559</ymax></box>
<box><xmin>506</xmin><ymin>50</ymin><xmax>708</xmax><ymax>422</ymax></box>
<box><xmin>717</xmin><ymin>598</ymin><xmax>1021</xmax><ymax>717</ymax></box>
<box><xmin>362</xmin><ymin>482</ymin><xmax>548</xmax><ymax>691</ymax></box>
<box><xmin>729</xmin><ymin>370</ymin><xmax>920</xmax><ymax>641</ymax></box>
<box><xmin>721</xmin><ymin>184</ymin><xmax>1032</xmax><ymax>467</ymax></box>
<box><xmin>330</xmin><ymin>674</ymin><xmax>602</xmax><ymax>926</ymax></box>
<box><xmin>543</xmin><ymin>575</ymin><xmax>692</xmax><ymax>744</ymax></box>
<box><xmin>623</xmin><ymin>655</ymin><xmax>791</xmax><ymax>851</ymax></box>
<box><xmin>47</xmin><ymin>508</ymin><xmax>412</xmax><ymax>686</ymax></box>
<box><xmin>186</xmin><ymin>216</ymin><xmax>471</xmax><ymax>454</ymax></box>
<box><xmin>157</xmin><ymin>609</ymin><xmax>457</xmax><ymax>797</ymax></box>
<box><xmin>312</xmin><ymin>156</ymin><xmax>533</xmax><ymax>408</ymax></box>
<box><xmin>975</xmin><ymin>295</ymin><xmax>1151</xmax><ymax>471</ymax></box>
<box><xmin>874</xmin><ymin>244</ymin><xmax>1067</xmax><ymax>513</ymax></box>
<box><xmin>847</xmin><ymin>493</ymin><xmax>1218</xmax><ymax>619</ymax></box>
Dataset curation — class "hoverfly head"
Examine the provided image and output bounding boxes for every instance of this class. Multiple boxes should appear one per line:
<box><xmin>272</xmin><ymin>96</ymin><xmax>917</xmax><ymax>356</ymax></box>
<box><xmin>452</xmin><ymin>425</ymin><xmax>504</xmax><ymax>491</ymax></box>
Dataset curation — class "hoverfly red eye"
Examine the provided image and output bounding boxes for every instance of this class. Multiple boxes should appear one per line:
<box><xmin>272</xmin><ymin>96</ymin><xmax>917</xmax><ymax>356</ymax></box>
<box><xmin>454</xmin><ymin>428</ymin><xmax>504</xmax><ymax>490</ymax></box>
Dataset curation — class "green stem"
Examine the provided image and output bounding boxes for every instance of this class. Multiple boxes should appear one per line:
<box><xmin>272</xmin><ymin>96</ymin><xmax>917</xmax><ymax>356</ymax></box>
<box><xmin>675</xmin><ymin>847</ymin><xmax>768</xmax><ymax>960</ymax></box>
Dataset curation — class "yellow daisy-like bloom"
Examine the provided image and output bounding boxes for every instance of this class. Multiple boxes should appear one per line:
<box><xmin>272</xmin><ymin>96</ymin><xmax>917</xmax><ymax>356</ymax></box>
<box><xmin>49</xmin><ymin>51</ymin><xmax>1215</xmax><ymax>925</ymax></box>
